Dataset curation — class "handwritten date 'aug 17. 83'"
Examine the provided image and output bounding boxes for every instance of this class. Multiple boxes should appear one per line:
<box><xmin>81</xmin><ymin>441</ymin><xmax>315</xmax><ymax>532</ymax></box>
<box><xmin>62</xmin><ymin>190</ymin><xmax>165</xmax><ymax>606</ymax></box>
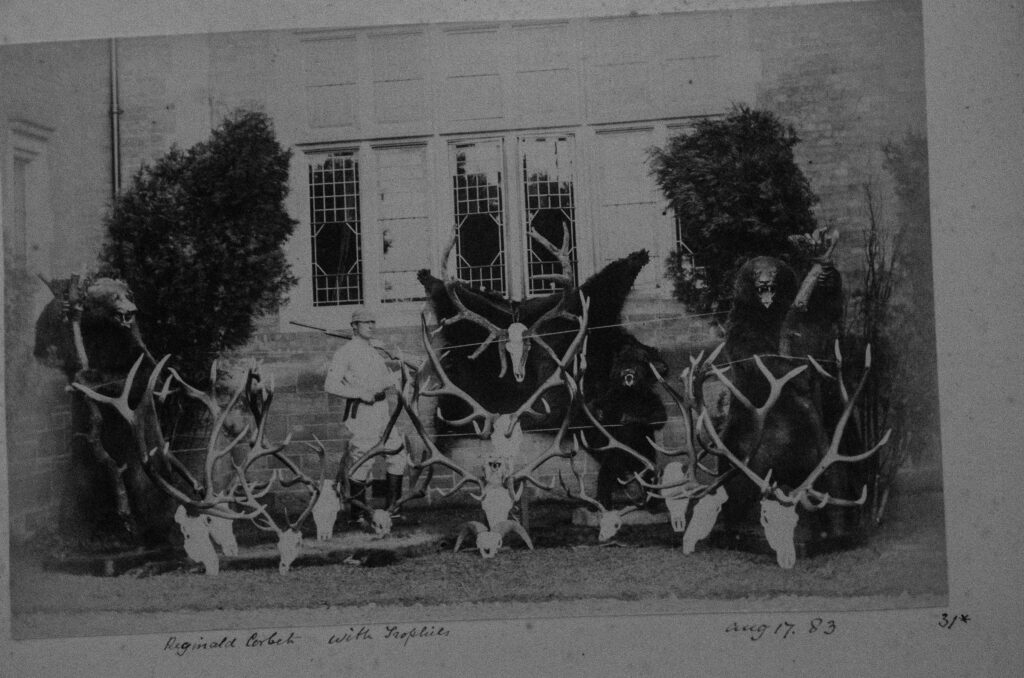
<box><xmin>726</xmin><ymin>618</ymin><xmax>836</xmax><ymax>641</ymax></box>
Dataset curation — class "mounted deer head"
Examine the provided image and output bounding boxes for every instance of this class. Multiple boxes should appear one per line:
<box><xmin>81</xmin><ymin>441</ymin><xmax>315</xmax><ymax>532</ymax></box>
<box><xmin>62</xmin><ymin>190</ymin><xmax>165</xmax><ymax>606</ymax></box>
<box><xmin>435</xmin><ymin>223</ymin><xmax>579</xmax><ymax>382</ymax></box>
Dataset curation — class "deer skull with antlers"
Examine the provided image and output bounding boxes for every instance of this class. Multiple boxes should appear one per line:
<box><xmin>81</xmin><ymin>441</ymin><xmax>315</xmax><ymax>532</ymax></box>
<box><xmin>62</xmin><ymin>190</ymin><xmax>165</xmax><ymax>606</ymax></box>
<box><xmin>432</xmin><ymin>224</ymin><xmax>579</xmax><ymax>382</ymax></box>
<box><xmin>73</xmin><ymin>355</ymin><xmax>325</xmax><ymax>575</ymax></box>
<box><xmin>696</xmin><ymin>342</ymin><xmax>891</xmax><ymax>568</ymax></box>
<box><xmin>631</xmin><ymin>347</ymin><xmax>737</xmax><ymax>553</ymax></box>
<box><xmin>414</xmin><ymin>293</ymin><xmax>589</xmax><ymax>556</ymax></box>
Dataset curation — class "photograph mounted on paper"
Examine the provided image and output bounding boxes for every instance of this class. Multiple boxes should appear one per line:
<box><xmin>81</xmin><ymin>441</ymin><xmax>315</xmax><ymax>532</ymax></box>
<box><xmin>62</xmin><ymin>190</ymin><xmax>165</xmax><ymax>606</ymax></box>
<box><xmin>2</xmin><ymin>0</ymin><xmax>946</xmax><ymax>640</ymax></box>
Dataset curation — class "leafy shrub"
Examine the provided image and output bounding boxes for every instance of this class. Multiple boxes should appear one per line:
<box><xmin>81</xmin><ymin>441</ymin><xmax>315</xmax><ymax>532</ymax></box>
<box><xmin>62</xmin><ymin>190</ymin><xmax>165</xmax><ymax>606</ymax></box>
<box><xmin>649</xmin><ymin>105</ymin><xmax>819</xmax><ymax>316</ymax></box>
<box><xmin>100</xmin><ymin>110</ymin><xmax>298</xmax><ymax>385</ymax></box>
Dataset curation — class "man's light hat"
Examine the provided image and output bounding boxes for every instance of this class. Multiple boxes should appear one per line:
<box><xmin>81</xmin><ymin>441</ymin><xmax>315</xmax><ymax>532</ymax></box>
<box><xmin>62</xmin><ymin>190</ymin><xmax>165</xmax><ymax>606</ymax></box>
<box><xmin>351</xmin><ymin>308</ymin><xmax>377</xmax><ymax>323</ymax></box>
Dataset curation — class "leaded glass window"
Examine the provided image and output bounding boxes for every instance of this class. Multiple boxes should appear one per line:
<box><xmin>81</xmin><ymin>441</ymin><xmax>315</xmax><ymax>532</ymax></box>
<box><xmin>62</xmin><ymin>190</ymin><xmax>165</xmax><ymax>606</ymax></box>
<box><xmin>309</xmin><ymin>152</ymin><xmax>363</xmax><ymax>306</ymax></box>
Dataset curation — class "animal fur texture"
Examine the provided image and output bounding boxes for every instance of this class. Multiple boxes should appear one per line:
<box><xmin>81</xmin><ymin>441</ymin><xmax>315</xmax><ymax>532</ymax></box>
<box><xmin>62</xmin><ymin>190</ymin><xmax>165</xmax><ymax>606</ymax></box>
<box><xmin>34</xmin><ymin>277</ymin><xmax>175</xmax><ymax>546</ymax></box>
<box><xmin>718</xmin><ymin>256</ymin><xmax>865</xmax><ymax>536</ymax></box>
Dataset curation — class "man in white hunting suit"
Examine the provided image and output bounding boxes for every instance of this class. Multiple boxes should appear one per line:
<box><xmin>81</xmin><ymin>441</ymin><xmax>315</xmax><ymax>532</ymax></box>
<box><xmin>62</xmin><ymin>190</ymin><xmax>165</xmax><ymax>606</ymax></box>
<box><xmin>323</xmin><ymin>308</ymin><xmax>407</xmax><ymax>524</ymax></box>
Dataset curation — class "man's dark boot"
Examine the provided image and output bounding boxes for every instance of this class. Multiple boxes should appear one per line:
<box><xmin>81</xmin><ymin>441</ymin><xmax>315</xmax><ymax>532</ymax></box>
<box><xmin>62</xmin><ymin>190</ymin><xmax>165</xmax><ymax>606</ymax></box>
<box><xmin>385</xmin><ymin>473</ymin><xmax>404</xmax><ymax>511</ymax></box>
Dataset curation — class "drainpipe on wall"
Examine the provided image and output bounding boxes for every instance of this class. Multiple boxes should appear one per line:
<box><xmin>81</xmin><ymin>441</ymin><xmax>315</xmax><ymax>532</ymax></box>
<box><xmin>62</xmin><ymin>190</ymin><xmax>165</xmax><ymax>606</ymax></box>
<box><xmin>109</xmin><ymin>37</ymin><xmax>122</xmax><ymax>201</ymax></box>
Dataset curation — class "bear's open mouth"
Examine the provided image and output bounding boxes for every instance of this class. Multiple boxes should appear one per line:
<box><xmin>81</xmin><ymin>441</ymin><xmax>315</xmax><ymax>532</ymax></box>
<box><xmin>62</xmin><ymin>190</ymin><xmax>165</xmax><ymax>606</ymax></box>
<box><xmin>755</xmin><ymin>280</ymin><xmax>777</xmax><ymax>308</ymax></box>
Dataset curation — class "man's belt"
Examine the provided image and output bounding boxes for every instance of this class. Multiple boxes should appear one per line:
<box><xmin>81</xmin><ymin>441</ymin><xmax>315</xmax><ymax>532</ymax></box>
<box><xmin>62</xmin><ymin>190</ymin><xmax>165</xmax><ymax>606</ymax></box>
<box><xmin>342</xmin><ymin>392</ymin><xmax>387</xmax><ymax>421</ymax></box>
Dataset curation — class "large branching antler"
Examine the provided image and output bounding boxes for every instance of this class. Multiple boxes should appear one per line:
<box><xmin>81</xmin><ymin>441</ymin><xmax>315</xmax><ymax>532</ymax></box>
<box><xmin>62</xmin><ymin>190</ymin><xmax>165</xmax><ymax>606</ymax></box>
<box><xmin>434</xmin><ymin>223</ymin><xmax>580</xmax><ymax>382</ymax></box>
<box><xmin>419</xmin><ymin>312</ymin><xmax>500</xmax><ymax>439</ymax></box>
<box><xmin>509</xmin><ymin>411</ymin><xmax>576</xmax><ymax>494</ymax></box>
<box><xmin>784</xmin><ymin>343</ymin><xmax>891</xmax><ymax>509</ymax></box>
<box><xmin>697</xmin><ymin>345</ymin><xmax>890</xmax><ymax>510</ymax></box>
<box><xmin>68</xmin><ymin>348</ymin><xmax>167</xmax><ymax>532</ymax></box>
<box><xmin>73</xmin><ymin>354</ymin><xmax>261</xmax><ymax>520</ymax></box>
<box><xmin>436</xmin><ymin>229</ymin><xmax>512</xmax><ymax>375</ymax></box>
<box><xmin>557</xmin><ymin>454</ymin><xmax>638</xmax><ymax>542</ymax></box>
<box><xmin>632</xmin><ymin>344</ymin><xmax>736</xmax><ymax>499</ymax></box>
<box><xmin>528</xmin><ymin>222</ymin><xmax>575</xmax><ymax>288</ymax></box>
<box><xmin>573</xmin><ymin>389</ymin><xmax>659</xmax><ymax>479</ymax></box>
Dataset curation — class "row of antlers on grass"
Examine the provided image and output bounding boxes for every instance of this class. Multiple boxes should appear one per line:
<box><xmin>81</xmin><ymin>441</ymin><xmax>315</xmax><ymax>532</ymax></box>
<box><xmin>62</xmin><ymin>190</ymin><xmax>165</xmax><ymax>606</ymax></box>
<box><xmin>72</xmin><ymin>355</ymin><xmax>326</xmax><ymax>573</ymax></box>
<box><xmin>634</xmin><ymin>340</ymin><xmax>890</xmax><ymax>567</ymax></box>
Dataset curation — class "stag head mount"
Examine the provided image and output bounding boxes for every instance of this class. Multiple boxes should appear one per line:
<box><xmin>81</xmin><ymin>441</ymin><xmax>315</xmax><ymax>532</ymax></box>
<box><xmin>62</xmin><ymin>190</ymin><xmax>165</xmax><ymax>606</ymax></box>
<box><xmin>435</xmin><ymin>223</ymin><xmax>578</xmax><ymax>382</ymax></box>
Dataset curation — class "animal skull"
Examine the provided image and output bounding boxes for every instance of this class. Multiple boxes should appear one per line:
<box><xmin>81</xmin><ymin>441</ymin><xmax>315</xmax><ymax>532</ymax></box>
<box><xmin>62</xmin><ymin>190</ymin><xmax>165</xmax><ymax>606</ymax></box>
<box><xmin>277</xmin><ymin>529</ymin><xmax>303</xmax><ymax>574</ymax></box>
<box><xmin>597</xmin><ymin>511</ymin><xmax>626</xmax><ymax>543</ymax></box>
<box><xmin>476</xmin><ymin>531</ymin><xmax>504</xmax><ymax>558</ymax></box>
<box><xmin>661</xmin><ymin>462</ymin><xmax>691</xmax><ymax>533</ymax></box>
<box><xmin>175</xmin><ymin>505</ymin><xmax>219</xmax><ymax>576</ymax></box>
<box><xmin>479</xmin><ymin>480</ymin><xmax>515</xmax><ymax>530</ymax></box>
<box><xmin>311</xmin><ymin>479</ymin><xmax>341</xmax><ymax>541</ymax></box>
<box><xmin>204</xmin><ymin>514</ymin><xmax>239</xmax><ymax>556</ymax></box>
<box><xmin>369</xmin><ymin>508</ymin><xmax>394</xmax><ymax>537</ymax></box>
<box><xmin>682</xmin><ymin>487</ymin><xmax>728</xmax><ymax>554</ymax></box>
<box><xmin>489</xmin><ymin>414</ymin><xmax>523</xmax><ymax>462</ymax></box>
<box><xmin>760</xmin><ymin>499</ymin><xmax>800</xmax><ymax>569</ymax></box>
<box><xmin>455</xmin><ymin>519</ymin><xmax>533</xmax><ymax>558</ymax></box>
<box><xmin>505</xmin><ymin>322</ymin><xmax>531</xmax><ymax>382</ymax></box>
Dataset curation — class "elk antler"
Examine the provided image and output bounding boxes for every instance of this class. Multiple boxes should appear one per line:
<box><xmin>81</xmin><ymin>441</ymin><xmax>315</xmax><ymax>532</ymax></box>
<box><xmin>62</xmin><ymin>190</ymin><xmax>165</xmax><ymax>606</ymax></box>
<box><xmin>510</xmin><ymin>410</ymin><xmax>576</xmax><ymax>494</ymax></box>
<box><xmin>436</xmin><ymin>229</ymin><xmax>513</xmax><ymax>377</ymax></box>
<box><xmin>708</xmin><ymin>354</ymin><xmax>808</xmax><ymax>455</ymax></box>
<box><xmin>521</xmin><ymin>223</ymin><xmax>580</xmax><ymax>345</ymax></box>
<box><xmin>527</xmin><ymin>222</ymin><xmax>575</xmax><ymax>288</ymax></box>
<box><xmin>574</xmin><ymin>394</ymin><xmax>659</xmax><ymax>478</ymax></box>
<box><xmin>558</xmin><ymin>454</ymin><xmax>637</xmax><ymax>542</ymax></box>
<box><xmin>783</xmin><ymin>343</ymin><xmax>891</xmax><ymax>509</ymax></box>
<box><xmin>419</xmin><ymin>312</ymin><xmax>499</xmax><ymax>438</ymax></box>
<box><xmin>645</xmin><ymin>344</ymin><xmax>723</xmax><ymax>458</ymax></box>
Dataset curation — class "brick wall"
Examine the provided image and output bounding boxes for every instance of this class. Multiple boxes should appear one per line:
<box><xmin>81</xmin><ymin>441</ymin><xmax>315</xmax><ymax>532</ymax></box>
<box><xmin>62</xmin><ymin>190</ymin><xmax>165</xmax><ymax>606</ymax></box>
<box><xmin>1</xmin><ymin>39</ymin><xmax>113</xmax><ymax>543</ymax></box>
<box><xmin>750</xmin><ymin>0</ymin><xmax>928</xmax><ymax>275</ymax></box>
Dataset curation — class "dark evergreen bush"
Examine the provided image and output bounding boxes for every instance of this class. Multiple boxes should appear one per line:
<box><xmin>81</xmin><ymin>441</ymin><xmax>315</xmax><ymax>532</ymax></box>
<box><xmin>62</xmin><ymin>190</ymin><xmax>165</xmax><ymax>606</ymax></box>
<box><xmin>100</xmin><ymin>110</ymin><xmax>298</xmax><ymax>385</ymax></box>
<box><xmin>649</xmin><ymin>105</ymin><xmax>819</xmax><ymax>316</ymax></box>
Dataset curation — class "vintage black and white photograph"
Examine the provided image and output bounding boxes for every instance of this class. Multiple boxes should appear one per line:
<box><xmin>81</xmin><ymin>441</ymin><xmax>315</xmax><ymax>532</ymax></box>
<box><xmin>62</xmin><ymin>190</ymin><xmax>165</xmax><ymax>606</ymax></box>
<box><xmin>4</xmin><ymin>0</ymin><xmax>1020</xmax><ymax>674</ymax></box>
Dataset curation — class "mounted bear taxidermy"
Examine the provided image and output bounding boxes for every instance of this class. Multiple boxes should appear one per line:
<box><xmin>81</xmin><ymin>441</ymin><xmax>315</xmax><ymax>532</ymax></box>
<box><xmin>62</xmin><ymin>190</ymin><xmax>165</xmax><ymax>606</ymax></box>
<box><xmin>716</xmin><ymin>230</ymin><xmax>873</xmax><ymax>542</ymax></box>
<box><xmin>34</xmin><ymin>275</ymin><xmax>175</xmax><ymax>547</ymax></box>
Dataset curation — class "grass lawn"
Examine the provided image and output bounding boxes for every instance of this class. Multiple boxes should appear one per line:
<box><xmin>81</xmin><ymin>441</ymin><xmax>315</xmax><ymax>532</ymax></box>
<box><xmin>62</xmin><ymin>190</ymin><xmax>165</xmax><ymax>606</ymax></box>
<box><xmin>9</xmin><ymin>466</ymin><xmax>946</xmax><ymax>641</ymax></box>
